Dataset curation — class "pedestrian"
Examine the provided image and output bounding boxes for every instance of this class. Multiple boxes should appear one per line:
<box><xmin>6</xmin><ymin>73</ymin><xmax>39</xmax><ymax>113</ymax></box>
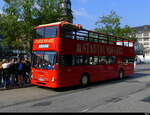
<box><xmin>16</xmin><ymin>59</ymin><xmax>24</xmax><ymax>88</ymax></box>
<box><xmin>21</xmin><ymin>59</ymin><xmax>27</xmax><ymax>85</ymax></box>
<box><xmin>2</xmin><ymin>59</ymin><xmax>11</xmax><ymax>89</ymax></box>
<box><xmin>24</xmin><ymin>58</ymin><xmax>31</xmax><ymax>84</ymax></box>
<box><xmin>9</xmin><ymin>58</ymin><xmax>17</xmax><ymax>88</ymax></box>
<box><xmin>0</xmin><ymin>60</ymin><xmax>3</xmax><ymax>87</ymax></box>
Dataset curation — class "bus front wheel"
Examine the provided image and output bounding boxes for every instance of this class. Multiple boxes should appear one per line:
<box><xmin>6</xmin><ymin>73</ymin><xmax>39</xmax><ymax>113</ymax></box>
<box><xmin>80</xmin><ymin>74</ymin><xmax>89</xmax><ymax>87</ymax></box>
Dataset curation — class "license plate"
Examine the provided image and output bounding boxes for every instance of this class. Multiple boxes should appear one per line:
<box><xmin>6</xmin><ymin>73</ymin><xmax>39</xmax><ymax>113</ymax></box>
<box><xmin>38</xmin><ymin>78</ymin><xmax>44</xmax><ymax>81</ymax></box>
<box><xmin>39</xmin><ymin>44</ymin><xmax>49</xmax><ymax>48</ymax></box>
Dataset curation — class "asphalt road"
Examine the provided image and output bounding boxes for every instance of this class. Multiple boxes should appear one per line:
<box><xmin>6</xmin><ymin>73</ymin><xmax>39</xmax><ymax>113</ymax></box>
<box><xmin>0</xmin><ymin>64</ymin><xmax>150</xmax><ymax>112</ymax></box>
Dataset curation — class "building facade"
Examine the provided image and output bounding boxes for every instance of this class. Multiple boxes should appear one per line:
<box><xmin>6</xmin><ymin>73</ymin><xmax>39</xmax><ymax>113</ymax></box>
<box><xmin>133</xmin><ymin>25</ymin><xmax>150</xmax><ymax>56</ymax></box>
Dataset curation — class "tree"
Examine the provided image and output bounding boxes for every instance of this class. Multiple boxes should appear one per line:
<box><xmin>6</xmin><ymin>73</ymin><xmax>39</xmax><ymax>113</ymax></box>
<box><xmin>95</xmin><ymin>10</ymin><xmax>136</xmax><ymax>41</ymax></box>
<box><xmin>0</xmin><ymin>1</ymin><xmax>22</xmax><ymax>49</ymax></box>
<box><xmin>0</xmin><ymin>0</ymin><xmax>70</xmax><ymax>51</ymax></box>
<box><xmin>134</xmin><ymin>42</ymin><xmax>144</xmax><ymax>55</ymax></box>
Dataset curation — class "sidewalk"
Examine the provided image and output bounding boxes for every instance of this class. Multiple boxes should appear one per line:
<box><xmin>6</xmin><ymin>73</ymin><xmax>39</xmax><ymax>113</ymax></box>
<box><xmin>0</xmin><ymin>84</ymin><xmax>34</xmax><ymax>91</ymax></box>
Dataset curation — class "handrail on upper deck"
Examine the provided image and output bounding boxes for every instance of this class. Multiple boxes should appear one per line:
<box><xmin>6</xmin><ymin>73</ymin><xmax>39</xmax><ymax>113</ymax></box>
<box><xmin>61</xmin><ymin>24</ymin><xmax>134</xmax><ymax>47</ymax></box>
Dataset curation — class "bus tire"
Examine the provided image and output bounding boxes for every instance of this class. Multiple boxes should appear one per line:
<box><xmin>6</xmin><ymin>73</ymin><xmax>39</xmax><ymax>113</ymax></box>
<box><xmin>80</xmin><ymin>74</ymin><xmax>89</xmax><ymax>87</ymax></box>
<box><xmin>119</xmin><ymin>70</ymin><xmax>124</xmax><ymax>80</ymax></box>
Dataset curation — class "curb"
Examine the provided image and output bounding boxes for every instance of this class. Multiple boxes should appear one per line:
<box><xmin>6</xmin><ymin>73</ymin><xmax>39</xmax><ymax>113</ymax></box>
<box><xmin>0</xmin><ymin>84</ymin><xmax>34</xmax><ymax>91</ymax></box>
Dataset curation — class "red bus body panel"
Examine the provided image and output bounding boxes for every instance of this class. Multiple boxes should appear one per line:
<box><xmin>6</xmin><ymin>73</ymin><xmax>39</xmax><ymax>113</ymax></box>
<box><xmin>32</xmin><ymin>38</ymin><xmax>58</xmax><ymax>51</ymax></box>
<box><xmin>59</xmin><ymin>38</ymin><xmax>134</xmax><ymax>57</ymax></box>
<box><xmin>31</xmin><ymin>68</ymin><xmax>59</xmax><ymax>88</ymax></box>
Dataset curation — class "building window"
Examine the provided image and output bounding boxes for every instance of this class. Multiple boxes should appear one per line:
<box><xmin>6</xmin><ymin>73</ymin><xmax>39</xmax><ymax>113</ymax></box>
<box><xmin>145</xmin><ymin>47</ymin><xmax>149</xmax><ymax>49</ymax></box>
<box><xmin>143</xmin><ymin>32</ymin><xmax>149</xmax><ymax>37</ymax></box>
<box><xmin>144</xmin><ymin>42</ymin><xmax>149</xmax><ymax>45</ymax></box>
<box><xmin>138</xmin><ymin>38</ymin><xmax>143</xmax><ymax>41</ymax></box>
<box><xmin>136</xmin><ymin>34</ymin><xmax>142</xmax><ymax>38</ymax></box>
<box><xmin>144</xmin><ymin>38</ymin><xmax>149</xmax><ymax>41</ymax></box>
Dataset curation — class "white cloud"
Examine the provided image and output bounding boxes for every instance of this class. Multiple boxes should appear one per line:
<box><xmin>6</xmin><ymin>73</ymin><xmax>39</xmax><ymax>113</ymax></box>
<box><xmin>73</xmin><ymin>8</ymin><xmax>89</xmax><ymax>17</ymax></box>
<box><xmin>73</xmin><ymin>8</ymin><xmax>95</xmax><ymax>21</ymax></box>
<box><xmin>74</xmin><ymin>8</ymin><xmax>95</xmax><ymax>21</ymax></box>
<box><xmin>73</xmin><ymin>8</ymin><xmax>97</xmax><ymax>29</ymax></box>
<box><xmin>73</xmin><ymin>8</ymin><xmax>96</xmax><ymax>20</ymax></box>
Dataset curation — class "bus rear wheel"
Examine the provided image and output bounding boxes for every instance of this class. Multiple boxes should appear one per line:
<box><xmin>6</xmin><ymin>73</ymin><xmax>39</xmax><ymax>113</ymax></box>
<box><xmin>80</xmin><ymin>74</ymin><xmax>89</xmax><ymax>87</ymax></box>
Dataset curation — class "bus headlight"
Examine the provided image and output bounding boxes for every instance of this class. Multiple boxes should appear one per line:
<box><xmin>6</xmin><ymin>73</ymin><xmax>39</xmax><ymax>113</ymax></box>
<box><xmin>31</xmin><ymin>75</ymin><xmax>34</xmax><ymax>78</ymax></box>
<box><xmin>51</xmin><ymin>77</ymin><xmax>55</xmax><ymax>82</ymax></box>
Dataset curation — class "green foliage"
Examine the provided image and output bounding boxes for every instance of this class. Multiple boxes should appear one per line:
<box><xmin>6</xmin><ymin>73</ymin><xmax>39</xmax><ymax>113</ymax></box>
<box><xmin>134</xmin><ymin>42</ymin><xmax>144</xmax><ymax>55</ymax></box>
<box><xmin>0</xmin><ymin>0</ymin><xmax>69</xmax><ymax>51</ymax></box>
<box><xmin>95</xmin><ymin>10</ymin><xmax>137</xmax><ymax>41</ymax></box>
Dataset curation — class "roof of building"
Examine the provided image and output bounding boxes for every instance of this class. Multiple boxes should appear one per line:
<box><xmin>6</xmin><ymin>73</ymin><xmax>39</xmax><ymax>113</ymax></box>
<box><xmin>132</xmin><ymin>25</ymin><xmax>150</xmax><ymax>32</ymax></box>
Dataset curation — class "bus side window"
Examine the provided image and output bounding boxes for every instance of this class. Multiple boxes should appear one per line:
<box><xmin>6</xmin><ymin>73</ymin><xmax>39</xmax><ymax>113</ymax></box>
<box><xmin>60</xmin><ymin>56</ymin><xmax>65</xmax><ymax>67</ymax></box>
<box><xmin>64</xmin><ymin>31</ymin><xmax>74</xmax><ymax>39</ymax></box>
<box><xmin>111</xmin><ymin>56</ymin><xmax>116</xmax><ymax>64</ymax></box>
<box><xmin>123</xmin><ymin>58</ymin><xmax>128</xmax><ymax>64</ymax></box>
<box><xmin>93</xmin><ymin>56</ymin><xmax>99</xmax><ymax>65</ymax></box>
<box><xmin>60</xmin><ymin>55</ymin><xmax>74</xmax><ymax>67</ymax></box>
<box><xmin>107</xmin><ymin>56</ymin><xmax>116</xmax><ymax>64</ymax></box>
<box><xmin>129</xmin><ymin>58</ymin><xmax>135</xmax><ymax>64</ymax></box>
<box><xmin>99</xmin><ymin>56</ymin><xmax>107</xmax><ymax>65</ymax></box>
<box><xmin>123</xmin><ymin>58</ymin><xmax>134</xmax><ymax>64</ymax></box>
<box><xmin>89</xmin><ymin>56</ymin><xmax>94</xmax><ymax>65</ymax></box>
<box><xmin>83</xmin><ymin>56</ymin><xmax>89</xmax><ymax>65</ymax></box>
<box><xmin>76</xmin><ymin>56</ymin><xmax>84</xmax><ymax>65</ymax></box>
<box><xmin>61</xmin><ymin>27</ymin><xmax>74</xmax><ymax>39</ymax></box>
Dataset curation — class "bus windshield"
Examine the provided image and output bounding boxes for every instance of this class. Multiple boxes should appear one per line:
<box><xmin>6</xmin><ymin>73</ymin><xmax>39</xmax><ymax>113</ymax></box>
<box><xmin>35</xmin><ymin>26</ymin><xmax>58</xmax><ymax>39</ymax></box>
<box><xmin>32</xmin><ymin>51</ymin><xmax>57</xmax><ymax>70</ymax></box>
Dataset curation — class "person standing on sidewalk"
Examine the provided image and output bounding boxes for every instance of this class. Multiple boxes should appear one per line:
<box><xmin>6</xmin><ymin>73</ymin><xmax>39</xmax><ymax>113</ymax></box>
<box><xmin>23</xmin><ymin>58</ymin><xmax>31</xmax><ymax>84</ymax></box>
<box><xmin>9</xmin><ymin>58</ymin><xmax>17</xmax><ymax>88</ymax></box>
<box><xmin>16</xmin><ymin>59</ymin><xmax>24</xmax><ymax>88</ymax></box>
<box><xmin>2</xmin><ymin>59</ymin><xmax>11</xmax><ymax>89</ymax></box>
<box><xmin>0</xmin><ymin>60</ymin><xmax>3</xmax><ymax>87</ymax></box>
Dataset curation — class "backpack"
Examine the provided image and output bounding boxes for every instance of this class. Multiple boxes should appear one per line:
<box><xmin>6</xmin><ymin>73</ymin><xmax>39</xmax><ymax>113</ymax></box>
<box><xmin>18</xmin><ymin>63</ymin><xmax>23</xmax><ymax>71</ymax></box>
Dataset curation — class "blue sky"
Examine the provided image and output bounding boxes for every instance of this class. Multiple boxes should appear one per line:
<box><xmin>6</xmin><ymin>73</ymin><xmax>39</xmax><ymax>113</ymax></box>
<box><xmin>0</xmin><ymin>0</ymin><xmax>150</xmax><ymax>30</ymax></box>
<box><xmin>72</xmin><ymin>0</ymin><xmax>150</xmax><ymax>29</ymax></box>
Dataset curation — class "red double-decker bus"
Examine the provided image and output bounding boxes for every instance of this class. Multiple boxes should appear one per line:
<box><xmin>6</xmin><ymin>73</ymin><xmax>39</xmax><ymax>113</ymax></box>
<box><xmin>31</xmin><ymin>21</ymin><xmax>135</xmax><ymax>88</ymax></box>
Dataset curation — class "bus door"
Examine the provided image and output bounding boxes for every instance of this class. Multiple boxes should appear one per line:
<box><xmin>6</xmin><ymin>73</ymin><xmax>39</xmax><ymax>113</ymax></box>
<box><xmin>59</xmin><ymin>55</ymin><xmax>79</xmax><ymax>87</ymax></box>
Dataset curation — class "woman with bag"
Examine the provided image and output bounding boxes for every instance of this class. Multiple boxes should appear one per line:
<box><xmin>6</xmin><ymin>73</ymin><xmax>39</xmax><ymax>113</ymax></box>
<box><xmin>2</xmin><ymin>59</ymin><xmax>11</xmax><ymax>89</ymax></box>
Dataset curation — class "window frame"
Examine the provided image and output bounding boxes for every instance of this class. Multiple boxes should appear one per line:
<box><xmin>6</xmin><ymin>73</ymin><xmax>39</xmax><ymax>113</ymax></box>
<box><xmin>35</xmin><ymin>26</ymin><xmax>58</xmax><ymax>39</ymax></box>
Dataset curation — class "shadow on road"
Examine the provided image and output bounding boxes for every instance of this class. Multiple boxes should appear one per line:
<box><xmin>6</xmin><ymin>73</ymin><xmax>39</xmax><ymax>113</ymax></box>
<box><xmin>36</xmin><ymin>71</ymin><xmax>150</xmax><ymax>93</ymax></box>
<box><xmin>135</xmin><ymin>68</ymin><xmax>150</xmax><ymax>72</ymax></box>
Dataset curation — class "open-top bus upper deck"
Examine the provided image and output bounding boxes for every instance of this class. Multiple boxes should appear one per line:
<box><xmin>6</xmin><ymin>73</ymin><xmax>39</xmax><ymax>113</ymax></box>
<box><xmin>32</xmin><ymin>21</ymin><xmax>135</xmax><ymax>57</ymax></box>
